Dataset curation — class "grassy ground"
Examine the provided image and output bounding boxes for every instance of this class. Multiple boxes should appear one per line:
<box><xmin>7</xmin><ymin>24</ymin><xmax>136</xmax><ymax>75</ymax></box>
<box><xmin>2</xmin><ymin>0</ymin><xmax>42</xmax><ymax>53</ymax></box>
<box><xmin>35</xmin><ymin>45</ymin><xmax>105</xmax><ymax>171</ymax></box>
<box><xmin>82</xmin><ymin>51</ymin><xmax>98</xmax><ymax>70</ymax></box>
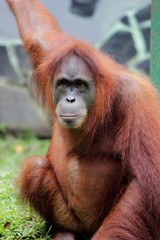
<box><xmin>0</xmin><ymin>134</ymin><xmax>52</xmax><ymax>239</ymax></box>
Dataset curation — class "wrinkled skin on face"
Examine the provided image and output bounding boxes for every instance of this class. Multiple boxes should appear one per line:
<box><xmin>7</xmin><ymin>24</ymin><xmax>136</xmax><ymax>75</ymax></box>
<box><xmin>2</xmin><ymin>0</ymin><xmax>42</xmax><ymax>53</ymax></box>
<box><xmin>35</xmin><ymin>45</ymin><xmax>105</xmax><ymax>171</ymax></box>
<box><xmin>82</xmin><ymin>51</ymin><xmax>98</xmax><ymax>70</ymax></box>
<box><xmin>53</xmin><ymin>54</ymin><xmax>96</xmax><ymax>128</ymax></box>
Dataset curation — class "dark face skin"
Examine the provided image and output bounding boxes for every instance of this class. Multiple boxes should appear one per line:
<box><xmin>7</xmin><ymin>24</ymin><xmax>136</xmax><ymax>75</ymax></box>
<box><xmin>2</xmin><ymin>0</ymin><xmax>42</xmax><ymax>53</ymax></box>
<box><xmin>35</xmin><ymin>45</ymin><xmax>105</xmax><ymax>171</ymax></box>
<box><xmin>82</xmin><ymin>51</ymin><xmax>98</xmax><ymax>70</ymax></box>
<box><xmin>53</xmin><ymin>54</ymin><xmax>96</xmax><ymax>129</ymax></box>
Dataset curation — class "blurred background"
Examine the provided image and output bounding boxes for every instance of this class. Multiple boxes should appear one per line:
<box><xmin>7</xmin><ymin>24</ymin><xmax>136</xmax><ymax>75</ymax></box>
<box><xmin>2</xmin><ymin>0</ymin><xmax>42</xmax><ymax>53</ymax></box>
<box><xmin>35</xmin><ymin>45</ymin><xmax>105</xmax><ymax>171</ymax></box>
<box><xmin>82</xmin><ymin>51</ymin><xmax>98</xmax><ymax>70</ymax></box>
<box><xmin>0</xmin><ymin>0</ymin><xmax>151</xmax><ymax>137</ymax></box>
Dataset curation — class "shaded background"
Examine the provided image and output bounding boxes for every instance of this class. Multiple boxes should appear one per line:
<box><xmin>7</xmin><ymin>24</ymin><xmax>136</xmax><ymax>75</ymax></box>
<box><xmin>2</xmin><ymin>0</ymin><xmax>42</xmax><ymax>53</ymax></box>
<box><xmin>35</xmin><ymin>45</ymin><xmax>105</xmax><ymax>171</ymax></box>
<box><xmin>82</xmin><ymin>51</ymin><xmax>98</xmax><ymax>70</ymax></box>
<box><xmin>0</xmin><ymin>0</ymin><xmax>151</xmax><ymax>136</ymax></box>
<box><xmin>1</xmin><ymin>0</ymin><xmax>150</xmax><ymax>43</ymax></box>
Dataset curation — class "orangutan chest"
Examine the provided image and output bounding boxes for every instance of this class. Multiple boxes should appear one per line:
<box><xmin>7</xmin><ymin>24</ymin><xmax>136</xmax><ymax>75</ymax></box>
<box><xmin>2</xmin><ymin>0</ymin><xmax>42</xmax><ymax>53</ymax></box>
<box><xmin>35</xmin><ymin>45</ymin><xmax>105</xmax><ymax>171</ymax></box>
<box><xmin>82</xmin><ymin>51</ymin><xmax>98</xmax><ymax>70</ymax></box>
<box><xmin>64</xmin><ymin>157</ymin><xmax>122</xmax><ymax>210</ymax></box>
<box><xmin>52</xmin><ymin>154</ymin><xmax>122</xmax><ymax>230</ymax></box>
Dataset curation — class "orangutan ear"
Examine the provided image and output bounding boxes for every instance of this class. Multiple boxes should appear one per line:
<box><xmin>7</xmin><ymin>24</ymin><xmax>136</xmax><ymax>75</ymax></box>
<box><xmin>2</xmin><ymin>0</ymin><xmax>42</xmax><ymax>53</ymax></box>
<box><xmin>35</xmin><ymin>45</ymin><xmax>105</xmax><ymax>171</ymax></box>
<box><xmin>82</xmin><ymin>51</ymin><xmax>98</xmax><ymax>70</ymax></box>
<box><xmin>7</xmin><ymin>0</ymin><xmax>62</xmax><ymax>68</ymax></box>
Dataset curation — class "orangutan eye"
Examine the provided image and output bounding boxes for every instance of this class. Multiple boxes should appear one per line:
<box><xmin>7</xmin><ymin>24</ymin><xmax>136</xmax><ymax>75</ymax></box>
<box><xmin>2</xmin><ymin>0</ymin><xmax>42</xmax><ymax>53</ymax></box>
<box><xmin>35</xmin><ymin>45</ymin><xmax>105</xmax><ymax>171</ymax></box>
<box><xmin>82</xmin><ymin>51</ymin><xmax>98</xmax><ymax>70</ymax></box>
<box><xmin>57</xmin><ymin>78</ymin><xmax>69</xmax><ymax>90</ymax></box>
<box><xmin>75</xmin><ymin>79</ymin><xmax>87</xmax><ymax>89</ymax></box>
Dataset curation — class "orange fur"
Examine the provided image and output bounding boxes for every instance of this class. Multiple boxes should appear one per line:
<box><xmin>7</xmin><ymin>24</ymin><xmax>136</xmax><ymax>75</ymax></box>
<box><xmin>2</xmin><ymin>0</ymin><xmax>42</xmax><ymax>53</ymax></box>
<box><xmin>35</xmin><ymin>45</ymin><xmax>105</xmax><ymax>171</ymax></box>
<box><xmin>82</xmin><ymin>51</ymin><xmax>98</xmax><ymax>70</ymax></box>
<box><xmin>7</xmin><ymin>0</ymin><xmax>160</xmax><ymax>239</ymax></box>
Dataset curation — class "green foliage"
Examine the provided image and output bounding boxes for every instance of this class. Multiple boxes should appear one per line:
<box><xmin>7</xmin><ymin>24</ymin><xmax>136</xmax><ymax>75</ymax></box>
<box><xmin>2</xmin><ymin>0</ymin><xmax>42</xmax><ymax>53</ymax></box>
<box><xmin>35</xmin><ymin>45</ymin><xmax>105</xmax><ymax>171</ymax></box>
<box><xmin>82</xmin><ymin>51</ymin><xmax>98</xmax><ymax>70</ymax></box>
<box><xmin>0</xmin><ymin>123</ymin><xmax>7</xmax><ymax>137</ymax></box>
<box><xmin>0</xmin><ymin>136</ymin><xmax>52</xmax><ymax>239</ymax></box>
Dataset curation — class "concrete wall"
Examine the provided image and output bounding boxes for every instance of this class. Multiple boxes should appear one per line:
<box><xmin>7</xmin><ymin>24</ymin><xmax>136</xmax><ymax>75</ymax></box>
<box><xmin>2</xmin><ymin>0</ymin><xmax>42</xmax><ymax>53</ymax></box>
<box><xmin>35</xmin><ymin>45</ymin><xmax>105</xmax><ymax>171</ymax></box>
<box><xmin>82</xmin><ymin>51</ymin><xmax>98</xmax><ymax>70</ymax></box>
<box><xmin>1</xmin><ymin>0</ymin><xmax>151</xmax><ymax>44</ymax></box>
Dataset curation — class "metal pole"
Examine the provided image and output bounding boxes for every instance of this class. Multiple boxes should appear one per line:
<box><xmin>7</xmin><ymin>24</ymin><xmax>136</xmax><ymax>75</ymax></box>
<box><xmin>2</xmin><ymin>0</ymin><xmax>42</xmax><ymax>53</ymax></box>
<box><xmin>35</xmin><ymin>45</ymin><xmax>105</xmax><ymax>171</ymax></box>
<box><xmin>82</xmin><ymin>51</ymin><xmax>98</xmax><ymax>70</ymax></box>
<box><xmin>151</xmin><ymin>0</ymin><xmax>160</xmax><ymax>91</ymax></box>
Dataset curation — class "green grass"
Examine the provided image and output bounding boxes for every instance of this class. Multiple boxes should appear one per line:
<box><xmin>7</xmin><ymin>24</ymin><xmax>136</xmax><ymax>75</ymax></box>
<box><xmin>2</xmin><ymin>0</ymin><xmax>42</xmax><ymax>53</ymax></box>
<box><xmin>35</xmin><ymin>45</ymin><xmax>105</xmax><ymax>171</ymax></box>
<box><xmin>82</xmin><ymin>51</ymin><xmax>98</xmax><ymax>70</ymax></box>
<box><xmin>0</xmin><ymin>135</ymin><xmax>52</xmax><ymax>239</ymax></box>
